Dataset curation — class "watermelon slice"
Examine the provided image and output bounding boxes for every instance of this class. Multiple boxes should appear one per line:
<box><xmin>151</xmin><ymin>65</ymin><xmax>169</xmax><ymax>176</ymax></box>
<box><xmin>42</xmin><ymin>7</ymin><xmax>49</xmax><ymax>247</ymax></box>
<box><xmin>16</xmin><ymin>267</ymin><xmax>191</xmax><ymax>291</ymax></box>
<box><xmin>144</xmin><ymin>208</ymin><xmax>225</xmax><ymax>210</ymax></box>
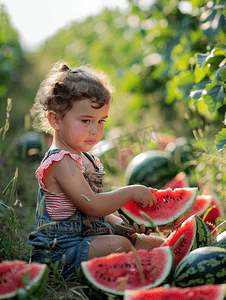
<box><xmin>124</xmin><ymin>284</ymin><xmax>226</xmax><ymax>300</ymax></box>
<box><xmin>0</xmin><ymin>260</ymin><xmax>49</xmax><ymax>299</ymax></box>
<box><xmin>163</xmin><ymin>172</ymin><xmax>189</xmax><ymax>189</ymax></box>
<box><xmin>185</xmin><ymin>194</ymin><xmax>213</xmax><ymax>219</ymax></box>
<box><xmin>120</xmin><ymin>187</ymin><xmax>198</xmax><ymax>231</ymax></box>
<box><xmin>161</xmin><ymin>214</ymin><xmax>212</xmax><ymax>268</ymax></box>
<box><xmin>79</xmin><ymin>246</ymin><xmax>173</xmax><ymax>298</ymax></box>
<box><xmin>200</xmin><ymin>193</ymin><xmax>225</xmax><ymax>232</ymax></box>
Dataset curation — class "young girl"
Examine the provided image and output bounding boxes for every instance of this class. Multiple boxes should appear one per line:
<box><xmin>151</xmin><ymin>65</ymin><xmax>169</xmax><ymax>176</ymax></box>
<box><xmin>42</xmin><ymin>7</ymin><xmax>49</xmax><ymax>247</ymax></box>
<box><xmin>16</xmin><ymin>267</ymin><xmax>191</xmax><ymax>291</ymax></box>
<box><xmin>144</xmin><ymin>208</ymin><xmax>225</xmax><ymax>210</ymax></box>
<box><xmin>29</xmin><ymin>62</ymin><xmax>164</xmax><ymax>279</ymax></box>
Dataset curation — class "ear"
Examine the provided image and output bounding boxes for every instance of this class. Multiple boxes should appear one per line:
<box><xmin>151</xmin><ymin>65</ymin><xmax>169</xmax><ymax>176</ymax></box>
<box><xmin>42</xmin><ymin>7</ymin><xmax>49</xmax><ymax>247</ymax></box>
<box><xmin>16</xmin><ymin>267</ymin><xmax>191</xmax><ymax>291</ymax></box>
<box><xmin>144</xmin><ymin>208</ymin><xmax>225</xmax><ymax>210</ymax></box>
<box><xmin>47</xmin><ymin>111</ymin><xmax>61</xmax><ymax>130</ymax></box>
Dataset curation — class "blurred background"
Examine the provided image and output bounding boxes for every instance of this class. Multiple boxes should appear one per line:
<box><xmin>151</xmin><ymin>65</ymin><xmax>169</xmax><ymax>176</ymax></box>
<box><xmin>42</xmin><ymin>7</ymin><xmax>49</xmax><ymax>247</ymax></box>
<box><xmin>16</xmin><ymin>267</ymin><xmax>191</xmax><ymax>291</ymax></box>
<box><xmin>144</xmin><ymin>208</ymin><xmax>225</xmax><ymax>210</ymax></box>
<box><xmin>0</xmin><ymin>0</ymin><xmax>225</xmax><ymax>261</ymax></box>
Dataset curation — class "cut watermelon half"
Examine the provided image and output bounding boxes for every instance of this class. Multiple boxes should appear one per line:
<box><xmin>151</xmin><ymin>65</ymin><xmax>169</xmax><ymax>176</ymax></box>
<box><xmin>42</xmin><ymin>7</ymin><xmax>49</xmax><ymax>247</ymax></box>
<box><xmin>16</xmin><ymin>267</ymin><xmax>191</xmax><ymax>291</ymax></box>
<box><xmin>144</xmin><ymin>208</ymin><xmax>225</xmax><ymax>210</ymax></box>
<box><xmin>163</xmin><ymin>172</ymin><xmax>189</xmax><ymax>189</ymax></box>
<box><xmin>120</xmin><ymin>187</ymin><xmax>198</xmax><ymax>231</ymax></box>
<box><xmin>124</xmin><ymin>284</ymin><xmax>226</xmax><ymax>300</ymax></box>
<box><xmin>0</xmin><ymin>260</ymin><xmax>49</xmax><ymax>299</ymax></box>
<box><xmin>79</xmin><ymin>246</ymin><xmax>173</xmax><ymax>298</ymax></box>
<box><xmin>200</xmin><ymin>193</ymin><xmax>225</xmax><ymax>233</ymax></box>
<box><xmin>161</xmin><ymin>214</ymin><xmax>212</xmax><ymax>268</ymax></box>
<box><xmin>185</xmin><ymin>194</ymin><xmax>213</xmax><ymax>219</ymax></box>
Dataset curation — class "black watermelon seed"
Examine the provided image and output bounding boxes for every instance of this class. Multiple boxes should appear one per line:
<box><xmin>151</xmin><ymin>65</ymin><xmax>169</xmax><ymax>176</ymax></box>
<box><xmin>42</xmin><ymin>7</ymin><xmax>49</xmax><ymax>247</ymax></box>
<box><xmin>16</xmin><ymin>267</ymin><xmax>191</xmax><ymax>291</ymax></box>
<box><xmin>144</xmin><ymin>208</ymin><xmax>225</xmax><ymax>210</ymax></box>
<box><xmin>98</xmin><ymin>264</ymin><xmax>103</xmax><ymax>267</ymax></box>
<box><xmin>108</xmin><ymin>278</ymin><xmax>111</xmax><ymax>281</ymax></box>
<box><xmin>100</xmin><ymin>274</ymin><xmax>103</xmax><ymax>278</ymax></box>
<box><xmin>121</xmin><ymin>264</ymin><xmax>124</xmax><ymax>268</ymax></box>
<box><xmin>170</xmin><ymin>196</ymin><xmax>172</xmax><ymax>199</ymax></box>
<box><xmin>114</xmin><ymin>266</ymin><xmax>117</xmax><ymax>268</ymax></box>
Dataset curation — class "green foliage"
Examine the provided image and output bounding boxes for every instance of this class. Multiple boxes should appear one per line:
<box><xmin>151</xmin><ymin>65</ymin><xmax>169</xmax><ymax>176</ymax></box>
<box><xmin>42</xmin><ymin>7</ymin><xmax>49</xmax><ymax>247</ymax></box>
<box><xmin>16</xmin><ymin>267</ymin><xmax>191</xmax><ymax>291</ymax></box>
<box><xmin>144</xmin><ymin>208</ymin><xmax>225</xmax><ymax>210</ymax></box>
<box><xmin>0</xmin><ymin>4</ymin><xmax>24</xmax><ymax>120</ymax></box>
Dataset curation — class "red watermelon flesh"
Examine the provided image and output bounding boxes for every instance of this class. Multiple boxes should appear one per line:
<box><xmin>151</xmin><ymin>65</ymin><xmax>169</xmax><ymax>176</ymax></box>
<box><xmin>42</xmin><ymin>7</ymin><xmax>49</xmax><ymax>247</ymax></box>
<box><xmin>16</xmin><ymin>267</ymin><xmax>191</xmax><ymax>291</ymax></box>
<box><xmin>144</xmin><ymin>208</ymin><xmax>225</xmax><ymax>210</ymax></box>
<box><xmin>80</xmin><ymin>246</ymin><xmax>173</xmax><ymax>296</ymax></box>
<box><xmin>161</xmin><ymin>215</ymin><xmax>196</xmax><ymax>268</ymax></box>
<box><xmin>200</xmin><ymin>193</ymin><xmax>225</xmax><ymax>232</ymax></box>
<box><xmin>0</xmin><ymin>260</ymin><xmax>49</xmax><ymax>299</ymax></box>
<box><xmin>120</xmin><ymin>187</ymin><xmax>198</xmax><ymax>231</ymax></box>
<box><xmin>185</xmin><ymin>195</ymin><xmax>213</xmax><ymax>220</ymax></box>
<box><xmin>163</xmin><ymin>172</ymin><xmax>189</xmax><ymax>189</ymax></box>
<box><xmin>124</xmin><ymin>284</ymin><xmax>226</xmax><ymax>300</ymax></box>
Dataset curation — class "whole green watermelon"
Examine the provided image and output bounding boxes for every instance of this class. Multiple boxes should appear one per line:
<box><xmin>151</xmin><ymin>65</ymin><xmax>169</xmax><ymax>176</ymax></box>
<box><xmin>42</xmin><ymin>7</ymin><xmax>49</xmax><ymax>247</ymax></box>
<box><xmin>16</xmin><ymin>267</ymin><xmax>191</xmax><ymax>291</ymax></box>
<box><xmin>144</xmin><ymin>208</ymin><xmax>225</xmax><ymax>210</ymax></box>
<box><xmin>124</xmin><ymin>150</ymin><xmax>178</xmax><ymax>188</ymax></box>
<box><xmin>165</xmin><ymin>137</ymin><xmax>196</xmax><ymax>172</ymax></box>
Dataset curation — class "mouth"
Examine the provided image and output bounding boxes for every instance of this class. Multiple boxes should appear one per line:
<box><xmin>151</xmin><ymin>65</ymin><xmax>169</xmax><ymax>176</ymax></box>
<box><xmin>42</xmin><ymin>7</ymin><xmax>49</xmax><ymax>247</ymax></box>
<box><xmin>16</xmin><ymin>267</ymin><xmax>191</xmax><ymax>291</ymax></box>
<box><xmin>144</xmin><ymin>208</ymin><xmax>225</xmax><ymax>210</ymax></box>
<box><xmin>85</xmin><ymin>140</ymin><xmax>96</xmax><ymax>145</ymax></box>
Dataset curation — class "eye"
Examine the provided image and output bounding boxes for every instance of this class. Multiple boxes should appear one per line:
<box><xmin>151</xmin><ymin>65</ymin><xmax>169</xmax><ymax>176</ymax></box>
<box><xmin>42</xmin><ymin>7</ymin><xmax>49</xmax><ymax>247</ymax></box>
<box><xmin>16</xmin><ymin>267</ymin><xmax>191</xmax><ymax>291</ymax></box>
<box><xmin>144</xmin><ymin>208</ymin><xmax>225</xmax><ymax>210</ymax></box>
<box><xmin>81</xmin><ymin>120</ymin><xmax>90</xmax><ymax>124</ymax></box>
<box><xmin>99</xmin><ymin>120</ymin><xmax>106</xmax><ymax>124</ymax></box>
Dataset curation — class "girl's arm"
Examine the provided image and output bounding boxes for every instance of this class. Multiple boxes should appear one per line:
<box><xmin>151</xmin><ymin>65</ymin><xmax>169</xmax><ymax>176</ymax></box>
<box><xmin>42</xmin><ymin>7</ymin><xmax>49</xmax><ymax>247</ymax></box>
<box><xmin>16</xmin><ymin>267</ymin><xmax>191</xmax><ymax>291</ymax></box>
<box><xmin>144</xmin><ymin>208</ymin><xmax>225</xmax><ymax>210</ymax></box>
<box><xmin>51</xmin><ymin>155</ymin><xmax>156</xmax><ymax>217</ymax></box>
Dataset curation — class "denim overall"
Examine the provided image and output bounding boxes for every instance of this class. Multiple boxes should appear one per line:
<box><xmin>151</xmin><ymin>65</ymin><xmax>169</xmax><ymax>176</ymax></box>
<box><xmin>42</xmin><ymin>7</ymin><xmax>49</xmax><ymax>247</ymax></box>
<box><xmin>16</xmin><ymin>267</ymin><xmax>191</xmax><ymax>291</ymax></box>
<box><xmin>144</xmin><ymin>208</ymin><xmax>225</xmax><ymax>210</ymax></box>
<box><xmin>29</xmin><ymin>149</ymin><xmax>114</xmax><ymax>279</ymax></box>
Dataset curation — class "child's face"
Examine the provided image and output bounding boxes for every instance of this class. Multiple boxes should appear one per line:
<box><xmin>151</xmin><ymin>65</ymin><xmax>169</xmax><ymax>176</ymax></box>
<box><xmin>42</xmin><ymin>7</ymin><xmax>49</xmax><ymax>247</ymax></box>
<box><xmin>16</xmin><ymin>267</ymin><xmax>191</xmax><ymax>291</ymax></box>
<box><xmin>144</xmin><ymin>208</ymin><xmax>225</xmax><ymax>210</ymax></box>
<box><xmin>56</xmin><ymin>99</ymin><xmax>109</xmax><ymax>154</ymax></box>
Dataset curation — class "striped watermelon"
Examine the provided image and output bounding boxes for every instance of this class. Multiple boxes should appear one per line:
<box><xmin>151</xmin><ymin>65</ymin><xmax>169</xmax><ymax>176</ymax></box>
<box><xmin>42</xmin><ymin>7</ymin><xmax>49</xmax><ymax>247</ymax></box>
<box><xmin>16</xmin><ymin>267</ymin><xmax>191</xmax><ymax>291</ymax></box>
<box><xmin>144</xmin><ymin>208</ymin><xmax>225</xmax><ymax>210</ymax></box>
<box><xmin>174</xmin><ymin>246</ymin><xmax>226</xmax><ymax>287</ymax></box>
<box><xmin>161</xmin><ymin>214</ymin><xmax>212</xmax><ymax>268</ymax></box>
<box><xmin>124</xmin><ymin>150</ymin><xmax>178</xmax><ymax>188</ymax></box>
<box><xmin>212</xmin><ymin>231</ymin><xmax>226</xmax><ymax>250</ymax></box>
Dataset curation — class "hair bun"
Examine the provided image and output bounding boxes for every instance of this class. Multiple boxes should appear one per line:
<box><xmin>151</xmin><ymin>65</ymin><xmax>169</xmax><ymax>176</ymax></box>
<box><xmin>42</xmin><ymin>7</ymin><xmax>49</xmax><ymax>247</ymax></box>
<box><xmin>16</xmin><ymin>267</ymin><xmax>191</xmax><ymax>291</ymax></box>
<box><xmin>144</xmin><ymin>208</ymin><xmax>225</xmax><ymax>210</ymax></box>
<box><xmin>53</xmin><ymin>82</ymin><xmax>69</xmax><ymax>96</ymax></box>
<box><xmin>59</xmin><ymin>64</ymin><xmax>70</xmax><ymax>72</ymax></box>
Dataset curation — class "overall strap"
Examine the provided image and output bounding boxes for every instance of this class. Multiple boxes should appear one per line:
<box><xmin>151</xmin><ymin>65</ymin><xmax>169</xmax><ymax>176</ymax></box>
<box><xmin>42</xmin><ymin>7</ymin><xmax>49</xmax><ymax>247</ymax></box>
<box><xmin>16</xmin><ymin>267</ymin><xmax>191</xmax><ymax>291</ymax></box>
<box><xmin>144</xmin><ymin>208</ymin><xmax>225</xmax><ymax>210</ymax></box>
<box><xmin>41</xmin><ymin>149</ymin><xmax>62</xmax><ymax>163</ymax></box>
<box><xmin>83</xmin><ymin>152</ymin><xmax>100</xmax><ymax>171</ymax></box>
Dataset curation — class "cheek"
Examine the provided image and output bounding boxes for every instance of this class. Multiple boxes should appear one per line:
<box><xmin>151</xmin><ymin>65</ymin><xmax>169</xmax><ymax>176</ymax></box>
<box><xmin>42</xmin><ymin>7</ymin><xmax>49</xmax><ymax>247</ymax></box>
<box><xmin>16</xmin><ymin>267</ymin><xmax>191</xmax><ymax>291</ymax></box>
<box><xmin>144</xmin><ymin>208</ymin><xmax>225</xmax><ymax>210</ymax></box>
<box><xmin>70</xmin><ymin>123</ymin><xmax>87</xmax><ymax>141</ymax></box>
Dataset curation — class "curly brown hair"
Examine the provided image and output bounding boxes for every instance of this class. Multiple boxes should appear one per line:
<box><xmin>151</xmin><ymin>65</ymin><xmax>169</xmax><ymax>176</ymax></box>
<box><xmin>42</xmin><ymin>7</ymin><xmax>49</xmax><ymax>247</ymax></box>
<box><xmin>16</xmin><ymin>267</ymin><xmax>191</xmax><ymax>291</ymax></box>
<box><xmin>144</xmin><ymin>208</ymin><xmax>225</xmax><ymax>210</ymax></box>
<box><xmin>32</xmin><ymin>62</ymin><xmax>114</xmax><ymax>134</ymax></box>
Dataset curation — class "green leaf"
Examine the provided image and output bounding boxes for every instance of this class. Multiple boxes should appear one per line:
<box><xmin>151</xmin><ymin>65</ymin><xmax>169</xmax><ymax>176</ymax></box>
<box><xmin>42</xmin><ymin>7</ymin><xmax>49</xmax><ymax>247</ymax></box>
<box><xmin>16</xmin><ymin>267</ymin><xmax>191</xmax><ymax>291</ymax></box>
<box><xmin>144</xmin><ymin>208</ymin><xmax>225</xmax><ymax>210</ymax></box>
<box><xmin>202</xmin><ymin>81</ymin><xmax>224</xmax><ymax>113</ymax></box>
<box><xmin>196</xmin><ymin>53</ymin><xmax>208</xmax><ymax>69</ymax></box>
<box><xmin>213</xmin><ymin>65</ymin><xmax>226</xmax><ymax>82</ymax></box>
<box><xmin>215</xmin><ymin>128</ymin><xmax>226</xmax><ymax>150</ymax></box>
<box><xmin>2</xmin><ymin>177</ymin><xmax>14</xmax><ymax>196</ymax></box>
<box><xmin>140</xmin><ymin>211</ymin><xmax>160</xmax><ymax>235</ymax></box>
<box><xmin>38</xmin><ymin>195</ymin><xmax>45</xmax><ymax>217</ymax></box>
<box><xmin>195</xmin><ymin>47</ymin><xmax>226</xmax><ymax>70</ymax></box>
<box><xmin>190</xmin><ymin>0</ymin><xmax>205</xmax><ymax>9</ymax></box>
<box><xmin>0</xmin><ymin>200</ymin><xmax>10</xmax><ymax>212</ymax></box>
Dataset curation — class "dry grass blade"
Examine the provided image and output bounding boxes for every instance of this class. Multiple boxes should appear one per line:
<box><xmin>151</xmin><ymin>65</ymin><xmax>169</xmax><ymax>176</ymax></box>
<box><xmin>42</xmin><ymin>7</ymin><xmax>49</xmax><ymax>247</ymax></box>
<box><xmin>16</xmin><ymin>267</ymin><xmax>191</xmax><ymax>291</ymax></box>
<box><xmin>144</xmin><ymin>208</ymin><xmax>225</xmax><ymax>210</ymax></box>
<box><xmin>131</xmin><ymin>246</ymin><xmax>145</xmax><ymax>284</ymax></box>
<box><xmin>119</xmin><ymin>214</ymin><xmax>130</xmax><ymax>224</ymax></box>
<box><xmin>36</xmin><ymin>222</ymin><xmax>57</xmax><ymax>231</ymax></box>
<box><xmin>152</xmin><ymin>266</ymin><xmax>159</xmax><ymax>283</ymax></box>
<box><xmin>116</xmin><ymin>275</ymin><xmax>129</xmax><ymax>291</ymax></box>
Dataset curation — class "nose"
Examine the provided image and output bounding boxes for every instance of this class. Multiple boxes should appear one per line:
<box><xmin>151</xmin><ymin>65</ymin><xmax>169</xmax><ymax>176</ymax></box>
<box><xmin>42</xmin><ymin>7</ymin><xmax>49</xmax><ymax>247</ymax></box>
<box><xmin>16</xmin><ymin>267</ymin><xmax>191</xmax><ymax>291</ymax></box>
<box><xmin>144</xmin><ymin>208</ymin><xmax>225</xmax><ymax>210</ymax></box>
<box><xmin>89</xmin><ymin>122</ymin><xmax>99</xmax><ymax>134</ymax></box>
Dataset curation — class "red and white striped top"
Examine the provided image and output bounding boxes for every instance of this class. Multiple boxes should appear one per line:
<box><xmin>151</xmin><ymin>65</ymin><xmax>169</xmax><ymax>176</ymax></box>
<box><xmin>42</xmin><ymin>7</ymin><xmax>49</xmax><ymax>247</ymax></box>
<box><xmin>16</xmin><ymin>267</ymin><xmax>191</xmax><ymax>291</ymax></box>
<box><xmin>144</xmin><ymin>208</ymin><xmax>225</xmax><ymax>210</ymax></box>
<box><xmin>36</xmin><ymin>150</ymin><xmax>103</xmax><ymax>219</ymax></box>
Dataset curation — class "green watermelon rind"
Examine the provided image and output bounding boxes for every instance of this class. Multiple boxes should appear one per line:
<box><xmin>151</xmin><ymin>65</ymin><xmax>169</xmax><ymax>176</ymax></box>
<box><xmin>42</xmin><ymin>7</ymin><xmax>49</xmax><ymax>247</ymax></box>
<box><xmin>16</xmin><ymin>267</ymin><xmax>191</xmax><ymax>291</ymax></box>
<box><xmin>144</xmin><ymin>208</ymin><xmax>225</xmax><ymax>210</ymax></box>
<box><xmin>79</xmin><ymin>246</ymin><xmax>174</xmax><ymax>297</ymax></box>
<box><xmin>162</xmin><ymin>214</ymin><xmax>212</xmax><ymax>269</ymax></box>
<box><xmin>191</xmin><ymin>215</ymin><xmax>212</xmax><ymax>250</ymax></box>
<box><xmin>174</xmin><ymin>246</ymin><xmax>226</xmax><ymax>287</ymax></box>
<box><xmin>0</xmin><ymin>262</ymin><xmax>49</xmax><ymax>300</ymax></box>
<box><xmin>120</xmin><ymin>188</ymin><xmax>198</xmax><ymax>230</ymax></box>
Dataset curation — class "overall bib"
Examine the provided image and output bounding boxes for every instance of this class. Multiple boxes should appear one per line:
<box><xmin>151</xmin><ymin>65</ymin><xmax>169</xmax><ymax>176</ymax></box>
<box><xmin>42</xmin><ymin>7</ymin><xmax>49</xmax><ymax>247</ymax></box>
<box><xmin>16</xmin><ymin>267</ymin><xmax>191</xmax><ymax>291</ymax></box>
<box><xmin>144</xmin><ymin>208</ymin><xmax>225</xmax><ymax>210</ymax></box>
<box><xmin>29</xmin><ymin>149</ymin><xmax>114</xmax><ymax>279</ymax></box>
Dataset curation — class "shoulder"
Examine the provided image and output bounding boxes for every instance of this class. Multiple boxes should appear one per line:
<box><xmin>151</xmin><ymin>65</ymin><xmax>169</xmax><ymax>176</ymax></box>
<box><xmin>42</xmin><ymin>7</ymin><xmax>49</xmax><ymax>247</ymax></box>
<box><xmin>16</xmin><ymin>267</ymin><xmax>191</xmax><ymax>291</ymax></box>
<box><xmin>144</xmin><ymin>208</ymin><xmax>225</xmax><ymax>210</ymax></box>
<box><xmin>36</xmin><ymin>150</ymin><xmax>85</xmax><ymax>182</ymax></box>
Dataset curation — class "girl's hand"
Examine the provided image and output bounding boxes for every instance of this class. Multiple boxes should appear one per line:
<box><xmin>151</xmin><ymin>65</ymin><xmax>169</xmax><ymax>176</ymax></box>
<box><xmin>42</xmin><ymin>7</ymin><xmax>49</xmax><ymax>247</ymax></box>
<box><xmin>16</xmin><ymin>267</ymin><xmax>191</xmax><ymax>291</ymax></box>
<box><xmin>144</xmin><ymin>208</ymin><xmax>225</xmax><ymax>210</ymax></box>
<box><xmin>132</xmin><ymin>185</ymin><xmax>157</xmax><ymax>207</ymax></box>
<box><xmin>114</xmin><ymin>221</ymin><xmax>152</xmax><ymax>238</ymax></box>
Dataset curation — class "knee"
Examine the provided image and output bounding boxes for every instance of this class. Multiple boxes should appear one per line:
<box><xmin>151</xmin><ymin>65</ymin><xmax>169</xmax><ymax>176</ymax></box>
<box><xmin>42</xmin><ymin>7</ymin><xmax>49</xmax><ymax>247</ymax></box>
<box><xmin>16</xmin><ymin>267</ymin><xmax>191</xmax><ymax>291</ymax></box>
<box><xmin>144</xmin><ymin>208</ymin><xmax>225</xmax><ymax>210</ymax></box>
<box><xmin>111</xmin><ymin>235</ymin><xmax>133</xmax><ymax>253</ymax></box>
